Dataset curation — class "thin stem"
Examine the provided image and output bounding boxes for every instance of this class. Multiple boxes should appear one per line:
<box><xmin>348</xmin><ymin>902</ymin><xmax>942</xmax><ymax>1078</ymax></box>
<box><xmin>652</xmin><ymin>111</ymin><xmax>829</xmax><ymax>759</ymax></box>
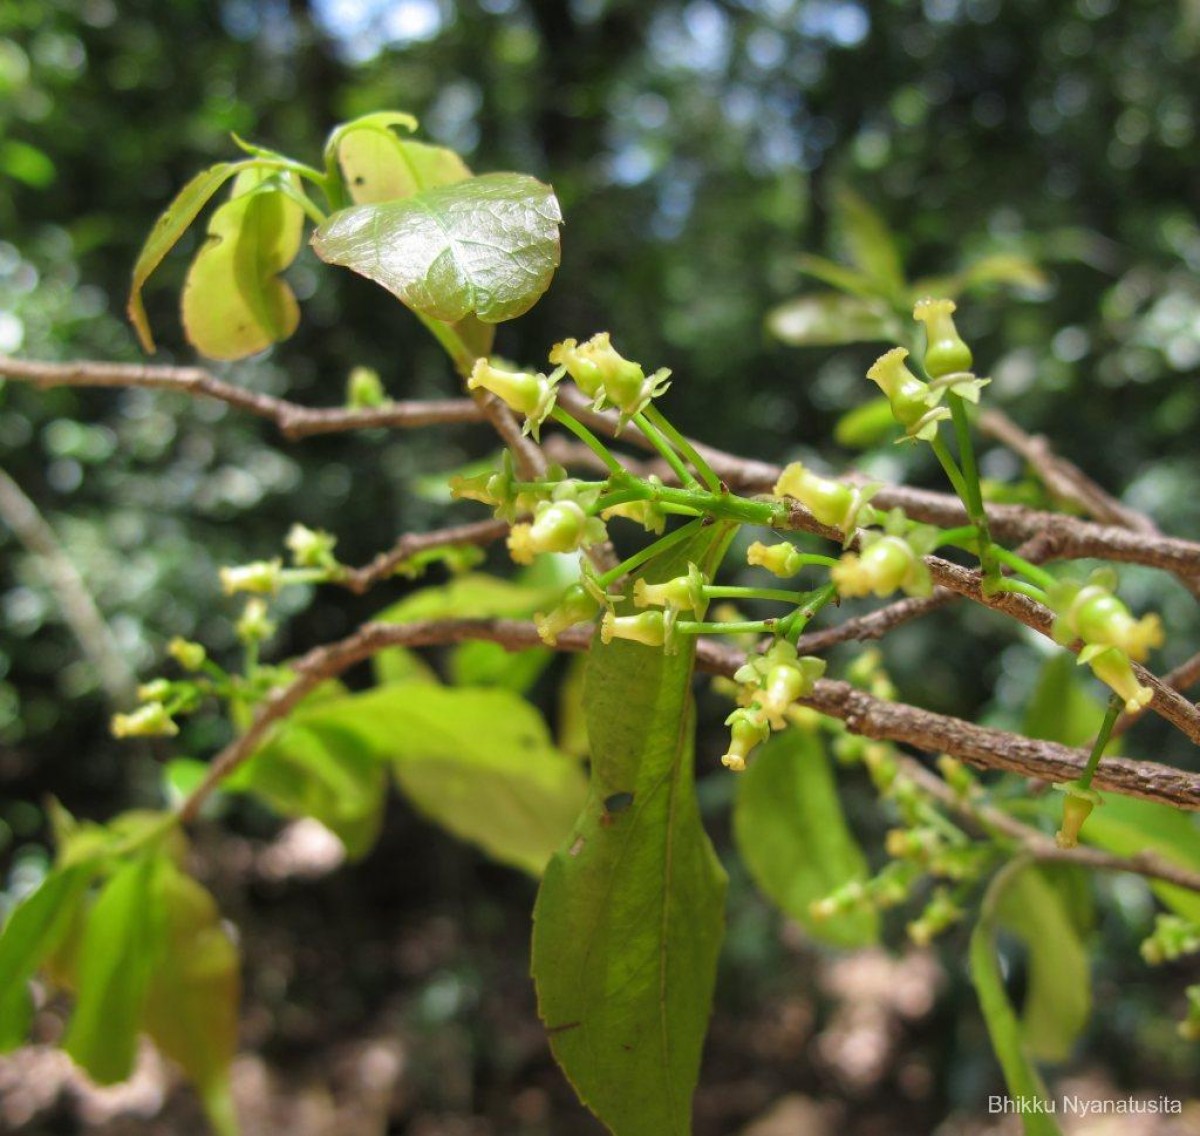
<box><xmin>1077</xmin><ymin>694</ymin><xmax>1124</xmax><ymax>791</ymax></box>
<box><xmin>949</xmin><ymin>396</ymin><xmax>1000</xmax><ymax>582</ymax></box>
<box><xmin>634</xmin><ymin>410</ymin><xmax>698</xmax><ymax>488</ymax></box>
<box><xmin>936</xmin><ymin>525</ymin><xmax>980</xmax><ymax>551</ymax></box>
<box><xmin>930</xmin><ymin>434</ymin><xmax>972</xmax><ymax>504</ymax></box>
<box><xmin>550</xmin><ymin>407</ymin><xmax>625</xmax><ymax>476</ymax></box>
<box><xmin>415</xmin><ymin>313</ymin><xmax>477</xmax><ymax>377</ymax></box>
<box><xmin>653</xmin><ymin>484</ymin><xmax>782</xmax><ymax>526</ymax></box>
<box><xmin>643</xmin><ymin>404</ymin><xmax>721</xmax><ymax>491</ymax></box>
<box><xmin>676</xmin><ymin>619</ymin><xmax>778</xmax><ymax>635</ymax></box>
<box><xmin>990</xmin><ymin>545</ymin><xmax>1057</xmax><ymax>591</ymax></box>
<box><xmin>992</xmin><ymin>578</ymin><xmax>1048</xmax><ymax>603</ymax></box>
<box><xmin>596</xmin><ymin>519</ymin><xmax>704</xmax><ymax>588</ymax></box>
<box><xmin>703</xmin><ymin>584</ymin><xmax>817</xmax><ymax>605</ymax></box>
<box><xmin>779</xmin><ymin>582</ymin><xmax>839</xmax><ymax>642</ymax></box>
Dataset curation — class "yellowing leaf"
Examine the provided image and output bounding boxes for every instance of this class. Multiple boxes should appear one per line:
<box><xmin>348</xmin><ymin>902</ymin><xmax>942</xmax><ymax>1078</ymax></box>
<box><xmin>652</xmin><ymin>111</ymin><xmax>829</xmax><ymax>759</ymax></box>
<box><xmin>181</xmin><ymin>169</ymin><xmax>305</xmax><ymax>360</ymax></box>
<box><xmin>336</xmin><ymin>128</ymin><xmax>471</xmax><ymax>204</ymax></box>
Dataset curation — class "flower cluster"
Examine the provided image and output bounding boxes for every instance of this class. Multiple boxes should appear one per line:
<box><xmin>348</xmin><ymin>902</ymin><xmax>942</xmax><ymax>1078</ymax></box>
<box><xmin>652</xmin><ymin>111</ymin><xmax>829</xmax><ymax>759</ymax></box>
<box><xmin>1049</xmin><ymin>572</ymin><xmax>1164</xmax><ymax>711</ymax></box>
<box><xmin>467</xmin><ymin>358</ymin><xmax>559</xmax><ymax>440</ymax></box>
<box><xmin>831</xmin><ymin>514</ymin><xmax>939</xmax><ymax>600</ymax></box>
<box><xmin>507</xmin><ymin>483</ymin><xmax>608</xmax><ymax>565</ymax></box>
<box><xmin>721</xmin><ymin>641</ymin><xmax>826</xmax><ymax>770</ymax></box>
<box><xmin>550</xmin><ymin>333</ymin><xmax>671</xmax><ymax>430</ymax></box>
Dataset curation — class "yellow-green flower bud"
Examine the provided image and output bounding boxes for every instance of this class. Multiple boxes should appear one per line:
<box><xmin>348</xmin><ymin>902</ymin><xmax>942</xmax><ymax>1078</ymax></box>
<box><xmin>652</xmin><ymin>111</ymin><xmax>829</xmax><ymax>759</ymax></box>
<box><xmin>633</xmin><ymin>563</ymin><xmax>705</xmax><ymax>614</ymax></box>
<box><xmin>720</xmin><ymin>705</ymin><xmax>770</xmax><ymax>772</ymax></box>
<box><xmin>1066</xmin><ymin>585</ymin><xmax>1163</xmax><ymax>662</ymax></box>
<box><xmin>236</xmin><ymin>597</ymin><xmax>276</xmax><ymax>644</ymax></box>
<box><xmin>832</xmin><ymin>534</ymin><xmax>931</xmax><ymax>599</ymax></box>
<box><xmin>866</xmin><ymin>347</ymin><xmax>950</xmax><ymax>442</ymax></box>
<box><xmin>347</xmin><ymin>365</ymin><xmax>387</xmax><ymax>408</ymax></box>
<box><xmin>167</xmin><ymin>637</ymin><xmax>207</xmax><ymax>671</ymax></box>
<box><xmin>1054</xmin><ymin>787</ymin><xmax>1100</xmax><ymax>849</ymax></box>
<box><xmin>746</xmin><ymin>540</ymin><xmax>804</xmax><ymax>577</ymax></box>
<box><xmin>468</xmin><ymin>359</ymin><xmax>557</xmax><ymax>438</ymax></box>
<box><xmin>219</xmin><ymin>559</ymin><xmax>283</xmax><ymax>596</ymax></box>
<box><xmin>601</xmin><ymin>609</ymin><xmax>666</xmax><ymax>648</ymax></box>
<box><xmin>111</xmin><ymin>701</ymin><xmax>179</xmax><ymax>739</ymax></box>
<box><xmin>1082</xmin><ymin>646</ymin><xmax>1153</xmax><ymax>712</ymax></box>
<box><xmin>772</xmin><ymin>462</ymin><xmax>876</xmax><ymax>534</ymax></box>
<box><xmin>507</xmin><ymin>500</ymin><xmax>594</xmax><ymax>565</ymax></box>
<box><xmin>285</xmin><ymin>523</ymin><xmax>338</xmax><ymax>569</ymax></box>
<box><xmin>137</xmin><ymin>678</ymin><xmax>172</xmax><ymax>702</ymax></box>
<box><xmin>907</xmin><ymin>888</ymin><xmax>963</xmax><ymax>947</ymax></box>
<box><xmin>913</xmin><ymin>297</ymin><xmax>973</xmax><ymax>378</ymax></box>
<box><xmin>535</xmin><ymin>584</ymin><xmax>600</xmax><ymax>645</ymax></box>
<box><xmin>549</xmin><ymin>332</ymin><xmax>670</xmax><ymax>426</ymax></box>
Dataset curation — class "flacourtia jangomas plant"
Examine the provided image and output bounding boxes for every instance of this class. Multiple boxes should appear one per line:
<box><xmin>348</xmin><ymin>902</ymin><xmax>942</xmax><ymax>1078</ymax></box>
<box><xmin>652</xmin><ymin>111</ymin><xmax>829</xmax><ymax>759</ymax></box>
<box><xmin>0</xmin><ymin>111</ymin><xmax>1198</xmax><ymax>1136</ymax></box>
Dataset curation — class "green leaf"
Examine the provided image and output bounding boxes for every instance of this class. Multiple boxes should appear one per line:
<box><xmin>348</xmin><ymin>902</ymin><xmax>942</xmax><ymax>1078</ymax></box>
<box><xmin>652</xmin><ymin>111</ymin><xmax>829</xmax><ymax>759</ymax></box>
<box><xmin>64</xmin><ymin>854</ymin><xmax>164</xmax><ymax>1084</ymax></box>
<box><xmin>733</xmin><ymin>729</ymin><xmax>877</xmax><ymax>948</ymax></box>
<box><xmin>376</xmin><ymin>570</ymin><xmax>561</xmax><ymax>622</ymax></box>
<box><xmin>126</xmin><ymin>161</ymin><xmax>249</xmax><ymax>352</ymax></box>
<box><xmin>450</xmin><ymin>639</ymin><xmax>553</xmax><ymax>693</ymax></box>
<box><xmin>142</xmin><ymin>859</ymin><xmax>240</xmax><ymax>1132</ymax></box>
<box><xmin>957</xmin><ymin>253</ymin><xmax>1050</xmax><ymax>295</ymax></box>
<box><xmin>311</xmin><ymin>172</ymin><xmax>563</xmax><ymax>324</ymax></box>
<box><xmin>833</xmin><ymin>396</ymin><xmax>899</xmax><ymax>448</ymax></box>
<box><xmin>0</xmin><ymin>866</ymin><xmax>91</xmax><ymax>1050</ymax></box>
<box><xmin>766</xmin><ymin>293</ymin><xmax>902</xmax><ymax>347</ymax></box>
<box><xmin>794</xmin><ymin>252</ymin><xmax>881</xmax><ymax>299</ymax></box>
<box><xmin>996</xmin><ymin>865</ymin><xmax>1092</xmax><ymax>1063</ymax></box>
<box><xmin>831</xmin><ymin>187</ymin><xmax>907</xmax><ymax>298</ymax></box>
<box><xmin>970</xmin><ymin>863</ymin><xmax>1063</xmax><ymax>1136</ymax></box>
<box><xmin>1022</xmin><ymin>653</ymin><xmax>1115</xmax><ymax>750</ymax></box>
<box><xmin>372</xmin><ymin>644</ymin><xmax>441</xmax><ymax>687</ymax></box>
<box><xmin>1082</xmin><ymin>795</ymin><xmax>1200</xmax><ymax>921</ymax></box>
<box><xmin>230</xmin><ymin>717</ymin><xmax>386</xmax><ymax>859</ymax></box>
<box><xmin>290</xmin><ymin>684</ymin><xmax>587</xmax><ymax>876</ymax></box>
<box><xmin>323</xmin><ymin>110</ymin><xmax>418</xmax><ymax>171</ymax></box>
<box><xmin>181</xmin><ymin>169</ymin><xmax>305</xmax><ymax>360</ymax></box>
<box><xmin>336</xmin><ymin>128</ymin><xmax>471</xmax><ymax>204</ymax></box>
<box><xmin>0</xmin><ymin>138</ymin><xmax>56</xmax><ymax>188</ymax></box>
<box><xmin>531</xmin><ymin>522</ymin><xmax>736</xmax><ymax>1136</ymax></box>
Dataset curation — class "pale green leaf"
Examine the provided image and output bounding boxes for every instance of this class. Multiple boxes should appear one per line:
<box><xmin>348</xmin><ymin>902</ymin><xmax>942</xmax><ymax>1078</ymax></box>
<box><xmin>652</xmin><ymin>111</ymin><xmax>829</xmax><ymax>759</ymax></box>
<box><xmin>337</xmin><ymin>128</ymin><xmax>471</xmax><ymax>204</ymax></box>
<box><xmin>291</xmin><ymin>684</ymin><xmax>587</xmax><ymax>876</ymax></box>
<box><xmin>181</xmin><ymin>169</ymin><xmax>305</xmax><ymax>360</ymax></box>
<box><xmin>970</xmin><ymin>863</ymin><xmax>1063</xmax><ymax>1136</ymax></box>
<box><xmin>831</xmin><ymin>187</ymin><xmax>907</xmax><ymax>297</ymax></box>
<box><xmin>64</xmin><ymin>854</ymin><xmax>164</xmax><ymax>1084</ymax></box>
<box><xmin>311</xmin><ymin>172</ymin><xmax>563</xmax><ymax>324</ymax></box>
<box><xmin>833</xmin><ymin>396</ymin><xmax>899</xmax><ymax>448</ymax></box>
<box><xmin>734</xmin><ymin>729</ymin><xmax>877</xmax><ymax>948</ymax></box>
<box><xmin>767</xmin><ymin>293</ymin><xmax>902</xmax><ymax>347</ymax></box>
<box><xmin>794</xmin><ymin>252</ymin><xmax>881</xmax><ymax>299</ymax></box>
<box><xmin>531</xmin><ymin>523</ymin><xmax>736</xmax><ymax>1136</ymax></box>
<box><xmin>996</xmin><ymin>865</ymin><xmax>1092</xmax><ymax>1063</ymax></box>
<box><xmin>127</xmin><ymin>161</ymin><xmax>248</xmax><ymax>352</ymax></box>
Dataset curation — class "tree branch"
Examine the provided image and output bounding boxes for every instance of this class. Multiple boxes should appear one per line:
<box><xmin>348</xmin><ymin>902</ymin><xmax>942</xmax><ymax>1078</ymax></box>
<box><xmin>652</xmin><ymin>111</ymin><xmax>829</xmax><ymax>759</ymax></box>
<box><xmin>0</xmin><ymin>355</ymin><xmax>484</xmax><ymax>439</ymax></box>
<box><xmin>337</xmin><ymin>518</ymin><xmax>511</xmax><ymax>594</ymax></box>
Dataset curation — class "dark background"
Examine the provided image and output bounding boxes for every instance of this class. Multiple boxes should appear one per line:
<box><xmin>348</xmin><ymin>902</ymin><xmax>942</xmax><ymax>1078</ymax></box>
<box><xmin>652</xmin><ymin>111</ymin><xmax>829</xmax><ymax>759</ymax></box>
<box><xmin>1</xmin><ymin>1</ymin><xmax>1198</xmax><ymax>1132</ymax></box>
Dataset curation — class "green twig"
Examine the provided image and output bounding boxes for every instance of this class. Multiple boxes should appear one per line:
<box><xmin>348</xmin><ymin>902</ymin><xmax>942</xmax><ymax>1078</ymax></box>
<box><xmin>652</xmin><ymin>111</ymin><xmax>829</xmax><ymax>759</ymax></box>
<box><xmin>634</xmin><ymin>410</ymin><xmax>698</xmax><ymax>488</ymax></box>
<box><xmin>643</xmin><ymin>404</ymin><xmax>721</xmax><ymax>491</ymax></box>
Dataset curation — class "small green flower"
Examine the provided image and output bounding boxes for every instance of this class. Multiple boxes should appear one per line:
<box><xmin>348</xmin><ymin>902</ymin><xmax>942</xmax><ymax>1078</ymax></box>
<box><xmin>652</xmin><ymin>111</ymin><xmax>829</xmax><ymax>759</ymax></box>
<box><xmin>866</xmin><ymin>347</ymin><xmax>951</xmax><ymax>442</ymax></box>
<box><xmin>1053</xmin><ymin>784</ymin><xmax>1101</xmax><ymax>849</ymax></box>
<box><xmin>346</xmin><ymin>365</ymin><xmax>387</xmax><ymax>408</ymax></box>
<box><xmin>549</xmin><ymin>332</ymin><xmax>670</xmax><ymax>429</ymax></box>
<box><xmin>720</xmin><ymin>705</ymin><xmax>771</xmax><ymax>772</ymax></box>
<box><xmin>219</xmin><ymin>559</ymin><xmax>283</xmax><ymax>596</ymax></box>
<box><xmin>508</xmin><ymin>499</ymin><xmax>605</xmax><ymax>565</ymax></box>
<box><xmin>773</xmin><ymin>461</ymin><xmax>879</xmax><ymax>539</ymax></box>
<box><xmin>1079</xmin><ymin>645</ymin><xmax>1153</xmax><ymax>712</ymax></box>
<box><xmin>236</xmin><ymin>597</ymin><xmax>276</xmax><ymax>644</ymax></box>
<box><xmin>633</xmin><ymin>562</ymin><xmax>707</xmax><ymax>614</ymax></box>
<box><xmin>600</xmin><ymin>609</ymin><xmax>666</xmax><ymax>648</ymax></box>
<box><xmin>1051</xmin><ymin>577</ymin><xmax>1163</xmax><ymax>663</ymax></box>
<box><xmin>285</xmin><ymin>523</ymin><xmax>339</xmax><ymax>570</ymax></box>
<box><xmin>111</xmin><ymin>701</ymin><xmax>179</xmax><ymax>739</ymax></box>
<box><xmin>468</xmin><ymin>358</ymin><xmax>558</xmax><ymax>439</ymax></box>
<box><xmin>733</xmin><ymin>641</ymin><xmax>825</xmax><ymax>729</ymax></box>
<box><xmin>167</xmin><ymin>637</ymin><xmax>207</xmax><ymax>671</ymax></box>
<box><xmin>832</xmin><ymin>527</ymin><xmax>935</xmax><ymax>599</ymax></box>
<box><xmin>535</xmin><ymin>583</ymin><xmax>600</xmax><ymax>645</ymax></box>
<box><xmin>912</xmin><ymin>297</ymin><xmax>973</xmax><ymax>378</ymax></box>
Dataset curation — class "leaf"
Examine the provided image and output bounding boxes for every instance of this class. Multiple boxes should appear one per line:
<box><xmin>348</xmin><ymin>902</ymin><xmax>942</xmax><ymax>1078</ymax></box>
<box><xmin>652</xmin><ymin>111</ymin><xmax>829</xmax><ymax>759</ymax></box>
<box><xmin>450</xmin><ymin>639</ymin><xmax>553</xmax><ymax>693</ymax></box>
<box><xmin>794</xmin><ymin>253</ymin><xmax>882</xmax><ymax>299</ymax></box>
<box><xmin>834</xmin><ymin>396</ymin><xmax>899</xmax><ymax>448</ymax></box>
<box><xmin>230</xmin><ymin>717</ymin><xmax>386</xmax><ymax>859</ymax></box>
<box><xmin>957</xmin><ymin>253</ymin><xmax>1049</xmax><ymax>295</ymax></box>
<box><xmin>372</xmin><ymin>643</ymin><xmax>441</xmax><ymax>687</ymax></box>
<box><xmin>531</xmin><ymin>522</ymin><xmax>736</xmax><ymax>1136</ymax></box>
<box><xmin>0</xmin><ymin>865</ymin><xmax>91</xmax><ymax>1050</ymax></box>
<box><xmin>1082</xmin><ymin>795</ymin><xmax>1200</xmax><ymax>921</ymax></box>
<box><xmin>766</xmin><ymin>293</ymin><xmax>902</xmax><ymax>347</ymax></box>
<box><xmin>142</xmin><ymin>859</ymin><xmax>240</xmax><ymax>1131</ymax></box>
<box><xmin>1022</xmin><ymin>653</ymin><xmax>1115</xmax><ymax>750</ymax></box>
<box><xmin>336</xmin><ymin>128</ymin><xmax>471</xmax><ymax>205</ymax></box>
<box><xmin>733</xmin><ymin>729</ymin><xmax>877</xmax><ymax>948</ymax></box>
<box><xmin>831</xmin><ymin>187</ymin><xmax>907</xmax><ymax>298</ymax></box>
<box><xmin>311</xmin><ymin>172</ymin><xmax>563</xmax><ymax>324</ymax></box>
<box><xmin>970</xmin><ymin>864</ymin><xmax>1063</xmax><ymax>1136</ymax></box>
<box><xmin>996</xmin><ymin>865</ymin><xmax>1092</xmax><ymax>1063</ymax></box>
<box><xmin>127</xmin><ymin>161</ymin><xmax>249</xmax><ymax>352</ymax></box>
<box><xmin>64</xmin><ymin>854</ymin><xmax>164</xmax><ymax>1084</ymax></box>
<box><xmin>181</xmin><ymin>169</ymin><xmax>305</xmax><ymax>360</ymax></box>
<box><xmin>290</xmin><ymin>684</ymin><xmax>588</xmax><ymax>876</ymax></box>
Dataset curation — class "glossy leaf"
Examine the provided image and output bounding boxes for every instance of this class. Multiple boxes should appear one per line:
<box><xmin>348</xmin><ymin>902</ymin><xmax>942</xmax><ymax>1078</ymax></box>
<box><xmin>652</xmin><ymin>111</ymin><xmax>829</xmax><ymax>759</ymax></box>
<box><xmin>831</xmin><ymin>187</ymin><xmax>907</xmax><ymax>298</ymax></box>
<box><xmin>290</xmin><ymin>684</ymin><xmax>587</xmax><ymax>876</ymax></box>
<box><xmin>127</xmin><ymin>161</ymin><xmax>248</xmax><ymax>352</ymax></box>
<box><xmin>64</xmin><ymin>854</ymin><xmax>164</xmax><ymax>1084</ymax></box>
<box><xmin>767</xmin><ymin>293</ymin><xmax>901</xmax><ymax>347</ymax></box>
<box><xmin>181</xmin><ymin>169</ymin><xmax>305</xmax><ymax>360</ymax></box>
<box><xmin>532</xmin><ymin>523</ymin><xmax>735</xmax><ymax>1136</ymax></box>
<box><xmin>0</xmin><ymin>865</ymin><xmax>91</xmax><ymax>1050</ymax></box>
<box><xmin>142</xmin><ymin>858</ymin><xmax>240</xmax><ymax>1134</ymax></box>
<box><xmin>733</xmin><ymin>729</ymin><xmax>877</xmax><ymax>948</ymax></box>
<box><xmin>311</xmin><ymin>172</ymin><xmax>563</xmax><ymax>324</ymax></box>
<box><xmin>1083</xmin><ymin>795</ymin><xmax>1200</xmax><ymax>921</ymax></box>
<box><xmin>996</xmin><ymin>865</ymin><xmax>1092</xmax><ymax>1063</ymax></box>
<box><xmin>970</xmin><ymin>864</ymin><xmax>1063</xmax><ymax>1136</ymax></box>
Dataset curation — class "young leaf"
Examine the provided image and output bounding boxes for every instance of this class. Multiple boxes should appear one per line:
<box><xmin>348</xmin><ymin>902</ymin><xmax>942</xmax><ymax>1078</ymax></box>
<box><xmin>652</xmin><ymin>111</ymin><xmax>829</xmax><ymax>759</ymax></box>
<box><xmin>995</xmin><ymin>865</ymin><xmax>1092</xmax><ymax>1063</ymax></box>
<box><xmin>766</xmin><ymin>293</ymin><xmax>902</xmax><ymax>347</ymax></box>
<box><xmin>0</xmin><ymin>865</ymin><xmax>92</xmax><ymax>1050</ymax></box>
<box><xmin>733</xmin><ymin>729</ymin><xmax>877</xmax><ymax>948</ymax></box>
<box><xmin>181</xmin><ymin>169</ymin><xmax>305</xmax><ymax>360</ymax></box>
<box><xmin>64</xmin><ymin>853</ymin><xmax>164</xmax><ymax>1084</ymax></box>
<box><xmin>830</xmin><ymin>186</ymin><xmax>907</xmax><ymax>299</ymax></box>
<box><xmin>794</xmin><ymin>252</ymin><xmax>882</xmax><ymax>299</ymax></box>
<box><xmin>127</xmin><ymin>161</ymin><xmax>249</xmax><ymax>352</ymax></box>
<box><xmin>531</xmin><ymin>523</ymin><xmax>735</xmax><ymax>1136</ymax></box>
<box><xmin>142</xmin><ymin>858</ymin><xmax>240</xmax><ymax>1135</ymax></box>
<box><xmin>311</xmin><ymin>172</ymin><xmax>563</xmax><ymax>324</ymax></box>
<box><xmin>285</xmin><ymin>684</ymin><xmax>587</xmax><ymax>876</ymax></box>
<box><xmin>970</xmin><ymin>862</ymin><xmax>1063</xmax><ymax>1136</ymax></box>
<box><xmin>336</xmin><ymin>128</ymin><xmax>471</xmax><ymax>204</ymax></box>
